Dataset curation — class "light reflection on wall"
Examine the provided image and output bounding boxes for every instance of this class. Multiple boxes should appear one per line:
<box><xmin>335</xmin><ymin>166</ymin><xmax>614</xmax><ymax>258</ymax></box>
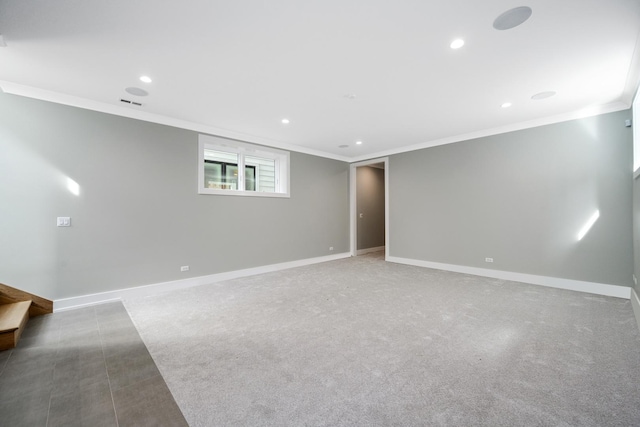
<box><xmin>577</xmin><ymin>210</ymin><xmax>600</xmax><ymax>241</ymax></box>
<box><xmin>577</xmin><ymin>106</ymin><xmax>601</xmax><ymax>140</ymax></box>
<box><xmin>66</xmin><ymin>177</ymin><xmax>80</xmax><ymax>196</ymax></box>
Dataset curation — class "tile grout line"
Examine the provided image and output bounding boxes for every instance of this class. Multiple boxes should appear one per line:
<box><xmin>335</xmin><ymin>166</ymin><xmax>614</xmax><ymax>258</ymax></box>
<box><xmin>0</xmin><ymin>348</ymin><xmax>14</xmax><ymax>377</ymax></box>
<box><xmin>45</xmin><ymin>384</ymin><xmax>53</xmax><ymax>427</ymax></box>
<box><xmin>96</xmin><ymin>307</ymin><xmax>120</xmax><ymax>427</ymax></box>
<box><xmin>45</xmin><ymin>319</ymin><xmax>63</xmax><ymax>427</ymax></box>
<box><xmin>94</xmin><ymin>307</ymin><xmax>120</xmax><ymax>427</ymax></box>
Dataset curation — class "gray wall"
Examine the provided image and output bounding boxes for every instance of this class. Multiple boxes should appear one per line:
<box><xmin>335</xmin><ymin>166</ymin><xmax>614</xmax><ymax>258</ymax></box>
<box><xmin>390</xmin><ymin>110</ymin><xmax>633</xmax><ymax>287</ymax></box>
<box><xmin>0</xmin><ymin>93</ymin><xmax>349</xmax><ymax>300</ymax></box>
<box><xmin>356</xmin><ymin>166</ymin><xmax>385</xmax><ymax>250</ymax></box>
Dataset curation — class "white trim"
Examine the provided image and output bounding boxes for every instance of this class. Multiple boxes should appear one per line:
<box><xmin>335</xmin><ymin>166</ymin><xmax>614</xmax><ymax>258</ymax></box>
<box><xmin>356</xmin><ymin>246</ymin><xmax>385</xmax><ymax>256</ymax></box>
<box><xmin>0</xmin><ymin>80</ymin><xmax>350</xmax><ymax>163</ymax></box>
<box><xmin>385</xmin><ymin>161</ymin><xmax>390</xmax><ymax>260</ymax></box>
<box><xmin>1</xmin><ymin>81</ymin><xmax>628</xmax><ymax>166</ymax></box>
<box><xmin>350</xmin><ymin>158</ymin><xmax>389</xmax><ymax>258</ymax></box>
<box><xmin>350</xmin><ymin>165</ymin><xmax>356</xmax><ymax>256</ymax></box>
<box><xmin>53</xmin><ymin>252</ymin><xmax>351</xmax><ymax>312</ymax></box>
<box><xmin>631</xmin><ymin>288</ymin><xmax>640</xmax><ymax>333</ymax></box>
<box><xmin>386</xmin><ymin>256</ymin><xmax>632</xmax><ymax>299</ymax></box>
<box><xmin>622</xmin><ymin>28</ymin><xmax>640</xmax><ymax>107</ymax></box>
<box><xmin>196</xmin><ymin>188</ymin><xmax>290</xmax><ymax>198</ymax></box>
<box><xmin>348</xmin><ymin>102</ymin><xmax>629</xmax><ymax>163</ymax></box>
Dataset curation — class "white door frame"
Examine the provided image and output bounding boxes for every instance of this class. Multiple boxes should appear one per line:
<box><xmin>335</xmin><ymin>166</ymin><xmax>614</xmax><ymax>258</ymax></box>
<box><xmin>350</xmin><ymin>157</ymin><xmax>389</xmax><ymax>259</ymax></box>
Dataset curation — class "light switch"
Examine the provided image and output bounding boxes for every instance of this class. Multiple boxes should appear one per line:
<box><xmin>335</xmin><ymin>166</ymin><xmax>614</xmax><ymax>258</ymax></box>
<box><xmin>359</xmin><ymin>213</ymin><xmax>364</xmax><ymax>218</ymax></box>
<box><xmin>57</xmin><ymin>217</ymin><xmax>71</xmax><ymax>227</ymax></box>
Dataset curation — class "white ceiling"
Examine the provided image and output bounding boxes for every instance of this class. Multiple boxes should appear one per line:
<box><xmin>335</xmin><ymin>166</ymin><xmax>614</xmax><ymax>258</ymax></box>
<box><xmin>1</xmin><ymin>0</ymin><xmax>639</xmax><ymax>162</ymax></box>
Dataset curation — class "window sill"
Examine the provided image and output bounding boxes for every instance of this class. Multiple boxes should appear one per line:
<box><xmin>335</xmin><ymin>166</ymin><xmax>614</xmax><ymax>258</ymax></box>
<box><xmin>198</xmin><ymin>188</ymin><xmax>290</xmax><ymax>198</ymax></box>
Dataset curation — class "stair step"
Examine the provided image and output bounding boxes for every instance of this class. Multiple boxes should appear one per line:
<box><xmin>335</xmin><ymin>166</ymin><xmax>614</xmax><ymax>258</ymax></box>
<box><xmin>0</xmin><ymin>300</ymin><xmax>32</xmax><ymax>351</ymax></box>
<box><xmin>0</xmin><ymin>283</ymin><xmax>52</xmax><ymax>317</ymax></box>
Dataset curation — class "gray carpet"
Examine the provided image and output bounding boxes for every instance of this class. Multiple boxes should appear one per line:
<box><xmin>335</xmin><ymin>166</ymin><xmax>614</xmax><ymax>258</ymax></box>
<box><xmin>124</xmin><ymin>252</ymin><xmax>640</xmax><ymax>426</ymax></box>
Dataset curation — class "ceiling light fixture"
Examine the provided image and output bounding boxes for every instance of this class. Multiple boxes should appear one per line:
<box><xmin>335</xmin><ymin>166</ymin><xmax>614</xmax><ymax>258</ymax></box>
<box><xmin>501</xmin><ymin>102</ymin><xmax>512</xmax><ymax>108</ymax></box>
<box><xmin>450</xmin><ymin>39</ymin><xmax>465</xmax><ymax>49</ymax></box>
<box><xmin>356</xmin><ymin>141</ymin><xmax>363</xmax><ymax>145</ymax></box>
<box><xmin>281</xmin><ymin>118</ymin><xmax>290</xmax><ymax>124</ymax></box>
<box><xmin>493</xmin><ymin>6</ymin><xmax>533</xmax><ymax>30</ymax></box>
<box><xmin>139</xmin><ymin>75</ymin><xmax>152</xmax><ymax>83</ymax></box>
<box><xmin>531</xmin><ymin>91</ymin><xmax>556</xmax><ymax>100</ymax></box>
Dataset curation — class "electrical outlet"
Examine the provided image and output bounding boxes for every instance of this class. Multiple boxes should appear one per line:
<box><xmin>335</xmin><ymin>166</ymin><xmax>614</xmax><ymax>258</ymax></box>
<box><xmin>57</xmin><ymin>217</ymin><xmax>71</xmax><ymax>227</ymax></box>
<box><xmin>485</xmin><ymin>257</ymin><xmax>494</xmax><ymax>263</ymax></box>
<box><xmin>180</xmin><ymin>266</ymin><xmax>189</xmax><ymax>272</ymax></box>
<box><xmin>329</xmin><ymin>247</ymin><xmax>334</xmax><ymax>251</ymax></box>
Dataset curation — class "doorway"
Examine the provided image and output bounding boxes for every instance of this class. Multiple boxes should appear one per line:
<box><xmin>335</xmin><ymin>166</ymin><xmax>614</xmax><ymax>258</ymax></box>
<box><xmin>350</xmin><ymin>157</ymin><xmax>389</xmax><ymax>258</ymax></box>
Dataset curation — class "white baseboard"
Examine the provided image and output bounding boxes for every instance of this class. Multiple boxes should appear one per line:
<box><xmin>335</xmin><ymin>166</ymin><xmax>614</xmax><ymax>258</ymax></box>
<box><xmin>54</xmin><ymin>252</ymin><xmax>352</xmax><ymax>312</ymax></box>
<box><xmin>356</xmin><ymin>246</ymin><xmax>385</xmax><ymax>256</ymax></box>
<box><xmin>631</xmin><ymin>289</ymin><xmax>640</xmax><ymax>332</ymax></box>
<box><xmin>386</xmin><ymin>256</ymin><xmax>631</xmax><ymax>299</ymax></box>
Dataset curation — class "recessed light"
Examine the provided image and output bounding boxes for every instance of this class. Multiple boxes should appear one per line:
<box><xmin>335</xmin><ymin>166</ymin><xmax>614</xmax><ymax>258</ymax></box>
<box><xmin>450</xmin><ymin>39</ymin><xmax>465</xmax><ymax>49</ymax></box>
<box><xmin>139</xmin><ymin>75</ymin><xmax>152</xmax><ymax>83</ymax></box>
<box><xmin>125</xmin><ymin>87</ymin><xmax>148</xmax><ymax>97</ymax></box>
<box><xmin>493</xmin><ymin>6</ymin><xmax>533</xmax><ymax>31</ymax></box>
<box><xmin>356</xmin><ymin>141</ymin><xmax>363</xmax><ymax>145</ymax></box>
<box><xmin>501</xmin><ymin>102</ymin><xmax>512</xmax><ymax>108</ymax></box>
<box><xmin>281</xmin><ymin>118</ymin><xmax>290</xmax><ymax>124</ymax></box>
<box><xmin>531</xmin><ymin>91</ymin><xmax>556</xmax><ymax>100</ymax></box>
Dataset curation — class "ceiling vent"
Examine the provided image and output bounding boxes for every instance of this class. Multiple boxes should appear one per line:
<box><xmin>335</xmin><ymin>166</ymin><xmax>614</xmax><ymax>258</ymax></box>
<box><xmin>120</xmin><ymin>99</ymin><xmax>143</xmax><ymax>107</ymax></box>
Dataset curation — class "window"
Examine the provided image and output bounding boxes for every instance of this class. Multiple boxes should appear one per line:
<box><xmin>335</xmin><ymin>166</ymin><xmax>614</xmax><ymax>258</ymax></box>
<box><xmin>198</xmin><ymin>134</ymin><xmax>290</xmax><ymax>197</ymax></box>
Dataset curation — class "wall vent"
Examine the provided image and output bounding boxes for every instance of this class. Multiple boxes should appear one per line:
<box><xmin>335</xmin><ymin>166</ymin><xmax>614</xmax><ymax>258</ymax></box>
<box><xmin>120</xmin><ymin>99</ymin><xmax>143</xmax><ymax>107</ymax></box>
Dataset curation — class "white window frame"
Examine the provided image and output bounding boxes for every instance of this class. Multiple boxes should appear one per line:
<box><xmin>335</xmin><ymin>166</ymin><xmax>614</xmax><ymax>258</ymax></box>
<box><xmin>198</xmin><ymin>134</ymin><xmax>290</xmax><ymax>198</ymax></box>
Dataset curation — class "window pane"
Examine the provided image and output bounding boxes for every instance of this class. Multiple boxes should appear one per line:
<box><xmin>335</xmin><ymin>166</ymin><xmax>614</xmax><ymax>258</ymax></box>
<box><xmin>245</xmin><ymin>156</ymin><xmax>275</xmax><ymax>193</ymax></box>
<box><xmin>204</xmin><ymin>162</ymin><xmax>221</xmax><ymax>188</ymax></box>
<box><xmin>225</xmin><ymin>164</ymin><xmax>239</xmax><ymax>190</ymax></box>
<box><xmin>245</xmin><ymin>166</ymin><xmax>256</xmax><ymax>191</ymax></box>
<box><xmin>204</xmin><ymin>149</ymin><xmax>238</xmax><ymax>190</ymax></box>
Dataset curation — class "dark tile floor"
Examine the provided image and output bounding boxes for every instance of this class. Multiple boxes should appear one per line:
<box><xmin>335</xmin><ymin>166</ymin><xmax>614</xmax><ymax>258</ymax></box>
<box><xmin>0</xmin><ymin>302</ymin><xmax>187</xmax><ymax>426</ymax></box>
